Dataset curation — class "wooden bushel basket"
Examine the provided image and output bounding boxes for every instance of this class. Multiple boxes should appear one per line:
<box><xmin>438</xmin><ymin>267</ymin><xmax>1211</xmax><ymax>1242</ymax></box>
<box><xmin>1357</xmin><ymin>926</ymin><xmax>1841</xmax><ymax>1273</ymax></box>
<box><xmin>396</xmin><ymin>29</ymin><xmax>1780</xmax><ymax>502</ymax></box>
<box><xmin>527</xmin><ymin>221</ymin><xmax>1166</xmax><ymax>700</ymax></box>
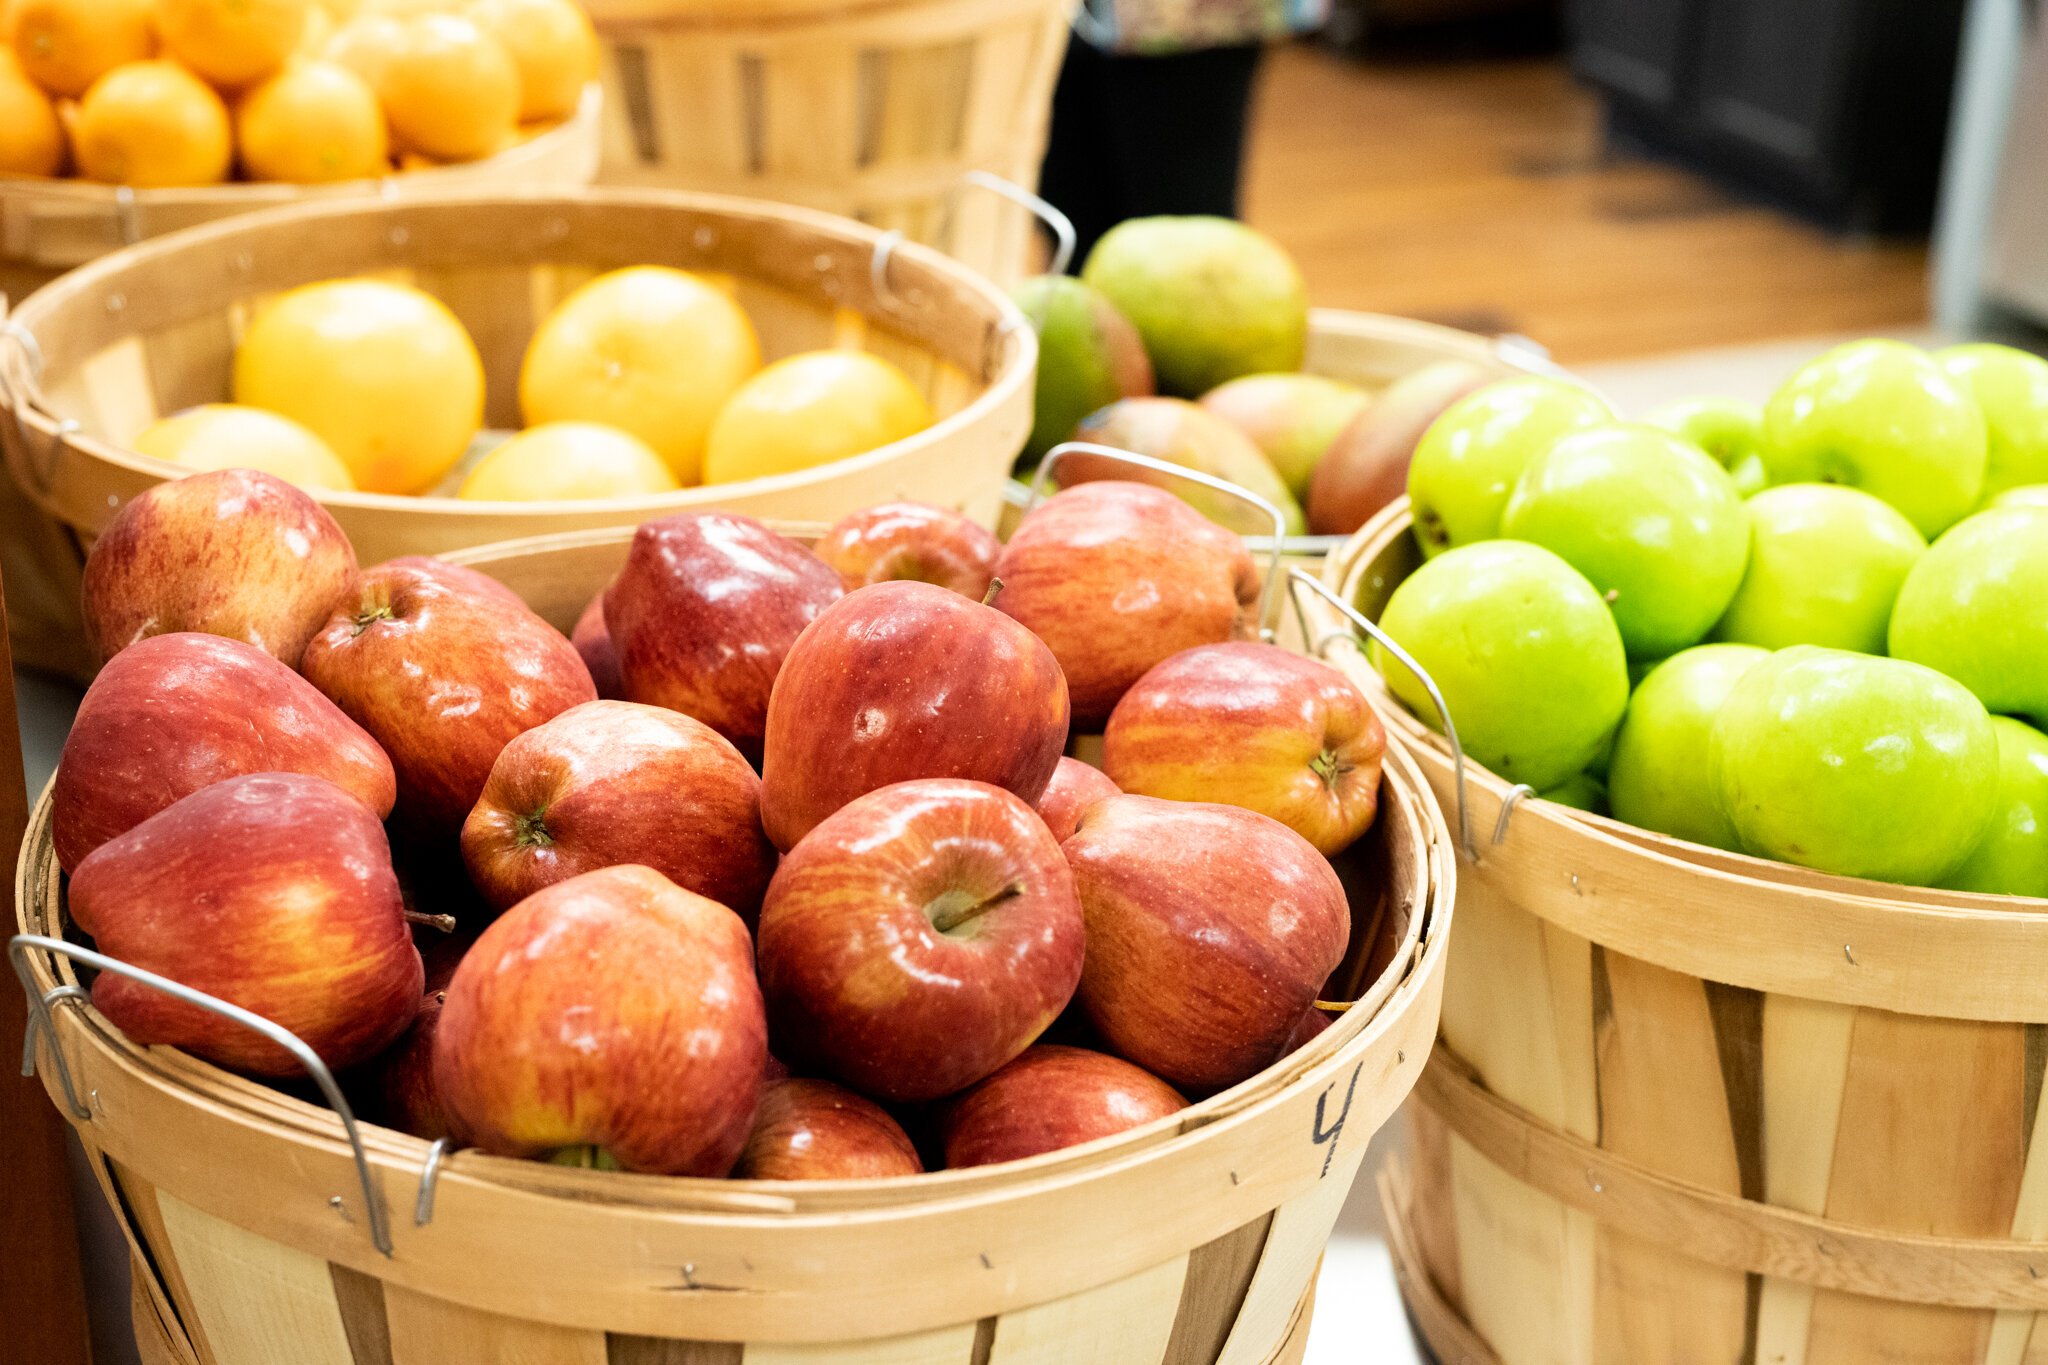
<box><xmin>12</xmin><ymin>521</ymin><xmax>1453</xmax><ymax>1365</ymax></box>
<box><xmin>0</xmin><ymin>188</ymin><xmax>1036</xmax><ymax>682</ymax></box>
<box><xmin>1309</xmin><ymin>501</ymin><xmax>2048</xmax><ymax>1365</ymax></box>
<box><xmin>582</xmin><ymin>0</ymin><xmax>1074</xmax><ymax>286</ymax></box>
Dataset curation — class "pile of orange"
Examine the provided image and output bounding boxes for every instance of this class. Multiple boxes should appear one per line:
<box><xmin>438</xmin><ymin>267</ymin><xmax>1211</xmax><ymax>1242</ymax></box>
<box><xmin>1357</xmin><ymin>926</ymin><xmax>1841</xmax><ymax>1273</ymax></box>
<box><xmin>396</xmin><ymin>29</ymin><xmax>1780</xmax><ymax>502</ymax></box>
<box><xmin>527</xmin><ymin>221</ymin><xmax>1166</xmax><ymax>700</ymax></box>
<box><xmin>0</xmin><ymin>0</ymin><xmax>595</xmax><ymax>187</ymax></box>
<box><xmin>136</xmin><ymin>266</ymin><xmax>936</xmax><ymax>501</ymax></box>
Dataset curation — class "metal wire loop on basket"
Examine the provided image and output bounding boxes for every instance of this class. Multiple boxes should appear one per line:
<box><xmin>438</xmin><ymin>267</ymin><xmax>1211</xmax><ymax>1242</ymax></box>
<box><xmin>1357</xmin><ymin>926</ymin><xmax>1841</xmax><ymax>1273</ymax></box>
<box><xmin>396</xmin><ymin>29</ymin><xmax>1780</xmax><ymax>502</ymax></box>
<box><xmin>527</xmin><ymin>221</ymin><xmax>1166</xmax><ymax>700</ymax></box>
<box><xmin>870</xmin><ymin>229</ymin><xmax>906</xmax><ymax>312</ymax></box>
<box><xmin>1493</xmin><ymin>784</ymin><xmax>1536</xmax><ymax>845</ymax></box>
<box><xmin>1286</xmin><ymin>569</ymin><xmax>1480</xmax><ymax>862</ymax></box>
<box><xmin>7</xmin><ymin>934</ymin><xmax>396</xmax><ymax>1256</ymax></box>
<box><xmin>414</xmin><ymin>1137</ymin><xmax>452</xmax><ymax>1227</ymax></box>
<box><xmin>959</xmin><ymin>170</ymin><xmax>1078</xmax><ymax>277</ymax></box>
<box><xmin>1028</xmin><ymin>442</ymin><xmax>1290</xmax><ymax>643</ymax></box>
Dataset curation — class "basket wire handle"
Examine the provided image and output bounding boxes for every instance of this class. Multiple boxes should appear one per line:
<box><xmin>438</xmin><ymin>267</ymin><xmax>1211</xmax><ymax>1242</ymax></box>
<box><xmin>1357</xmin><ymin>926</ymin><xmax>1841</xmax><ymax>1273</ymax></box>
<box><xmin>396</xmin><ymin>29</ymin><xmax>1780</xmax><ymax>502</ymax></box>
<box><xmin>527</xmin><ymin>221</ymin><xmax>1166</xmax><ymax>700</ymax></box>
<box><xmin>1286</xmin><ymin>569</ymin><xmax>1481</xmax><ymax>862</ymax></box>
<box><xmin>1028</xmin><ymin>442</ymin><xmax>1289</xmax><ymax>643</ymax></box>
<box><xmin>871</xmin><ymin>230</ymin><xmax>906</xmax><ymax>313</ymax></box>
<box><xmin>958</xmin><ymin>170</ymin><xmax>1078</xmax><ymax>277</ymax></box>
<box><xmin>7</xmin><ymin>933</ymin><xmax>396</xmax><ymax>1256</ymax></box>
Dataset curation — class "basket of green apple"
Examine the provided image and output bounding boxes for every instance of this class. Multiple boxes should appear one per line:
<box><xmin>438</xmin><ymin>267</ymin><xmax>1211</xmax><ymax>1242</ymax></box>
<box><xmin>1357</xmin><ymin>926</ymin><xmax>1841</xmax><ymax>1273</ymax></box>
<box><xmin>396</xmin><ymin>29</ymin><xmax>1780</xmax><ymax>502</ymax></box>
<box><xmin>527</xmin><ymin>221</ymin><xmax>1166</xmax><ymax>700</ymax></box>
<box><xmin>11</xmin><ymin>457</ymin><xmax>1451</xmax><ymax>1365</ymax></box>
<box><xmin>1302</xmin><ymin>338</ymin><xmax>2048</xmax><ymax>1365</ymax></box>
<box><xmin>1003</xmin><ymin>213</ymin><xmax>1571</xmax><ymax>554</ymax></box>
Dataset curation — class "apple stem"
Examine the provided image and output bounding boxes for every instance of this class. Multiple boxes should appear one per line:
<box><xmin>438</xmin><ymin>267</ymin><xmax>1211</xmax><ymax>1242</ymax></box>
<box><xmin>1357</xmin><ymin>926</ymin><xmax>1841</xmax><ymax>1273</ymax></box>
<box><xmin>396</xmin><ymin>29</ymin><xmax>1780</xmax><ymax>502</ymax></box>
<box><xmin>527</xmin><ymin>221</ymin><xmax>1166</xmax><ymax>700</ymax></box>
<box><xmin>403</xmin><ymin>910</ymin><xmax>458</xmax><ymax>933</ymax></box>
<box><xmin>514</xmin><ymin>808</ymin><xmax>554</xmax><ymax>849</ymax></box>
<box><xmin>547</xmin><ymin>1145</ymin><xmax>622</xmax><ymax>1172</ymax></box>
<box><xmin>981</xmin><ymin>576</ymin><xmax>1004</xmax><ymax>608</ymax></box>
<box><xmin>1309</xmin><ymin>749</ymin><xmax>1350</xmax><ymax>790</ymax></box>
<box><xmin>350</xmin><ymin>604</ymin><xmax>395</xmax><ymax>639</ymax></box>
<box><xmin>927</xmin><ymin>882</ymin><xmax>1023</xmax><ymax>935</ymax></box>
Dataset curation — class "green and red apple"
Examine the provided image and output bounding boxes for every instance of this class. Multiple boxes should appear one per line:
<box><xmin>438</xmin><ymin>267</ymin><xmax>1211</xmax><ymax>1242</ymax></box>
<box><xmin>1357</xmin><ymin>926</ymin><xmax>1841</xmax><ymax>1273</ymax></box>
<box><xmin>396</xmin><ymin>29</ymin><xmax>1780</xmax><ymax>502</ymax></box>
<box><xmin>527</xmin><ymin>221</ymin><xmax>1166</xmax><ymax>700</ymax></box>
<box><xmin>1012</xmin><ymin>274</ymin><xmax>1154</xmax><ymax>461</ymax></box>
<box><xmin>1198</xmin><ymin>372</ymin><xmax>1370</xmax><ymax>499</ymax></box>
<box><xmin>1307</xmin><ymin>360</ymin><xmax>1496</xmax><ymax>536</ymax></box>
<box><xmin>1069</xmin><ymin>397</ymin><xmax>1304</xmax><ymax>533</ymax></box>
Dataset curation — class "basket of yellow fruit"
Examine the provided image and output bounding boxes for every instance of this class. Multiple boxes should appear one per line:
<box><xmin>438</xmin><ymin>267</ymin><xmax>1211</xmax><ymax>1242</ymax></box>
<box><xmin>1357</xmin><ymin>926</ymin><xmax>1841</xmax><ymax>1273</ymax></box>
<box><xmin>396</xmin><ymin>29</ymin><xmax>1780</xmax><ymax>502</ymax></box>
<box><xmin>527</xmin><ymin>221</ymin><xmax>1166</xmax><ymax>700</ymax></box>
<box><xmin>582</xmin><ymin>0</ymin><xmax>1074</xmax><ymax>286</ymax></box>
<box><xmin>0</xmin><ymin>0</ymin><xmax>603</xmax><ymax>298</ymax></box>
<box><xmin>1295</xmin><ymin>340</ymin><xmax>2048</xmax><ymax>1365</ymax></box>
<box><xmin>0</xmin><ymin>186</ymin><xmax>1033</xmax><ymax>679</ymax></box>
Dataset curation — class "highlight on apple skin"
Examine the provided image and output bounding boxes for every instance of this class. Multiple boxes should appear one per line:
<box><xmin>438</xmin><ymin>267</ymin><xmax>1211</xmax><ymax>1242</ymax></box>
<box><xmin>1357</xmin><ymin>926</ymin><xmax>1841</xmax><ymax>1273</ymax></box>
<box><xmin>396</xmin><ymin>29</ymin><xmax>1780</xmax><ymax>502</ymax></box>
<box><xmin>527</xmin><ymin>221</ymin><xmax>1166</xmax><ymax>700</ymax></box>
<box><xmin>67</xmin><ymin>772</ymin><xmax>423</xmax><ymax>1078</ymax></box>
<box><xmin>733</xmin><ymin>1077</ymin><xmax>925</xmax><ymax>1180</ymax></box>
<box><xmin>1035</xmin><ymin>757</ymin><xmax>1121</xmax><ymax>844</ymax></box>
<box><xmin>942</xmin><ymin>1044</ymin><xmax>1186</xmax><ymax>1169</ymax></box>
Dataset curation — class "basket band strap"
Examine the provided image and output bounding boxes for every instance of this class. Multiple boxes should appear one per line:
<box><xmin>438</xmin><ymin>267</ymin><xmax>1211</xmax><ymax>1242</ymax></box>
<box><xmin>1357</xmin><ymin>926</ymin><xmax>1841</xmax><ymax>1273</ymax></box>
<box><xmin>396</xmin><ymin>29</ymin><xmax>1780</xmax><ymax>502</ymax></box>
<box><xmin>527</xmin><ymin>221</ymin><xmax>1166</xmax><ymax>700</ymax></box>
<box><xmin>1417</xmin><ymin>1043</ymin><xmax>2048</xmax><ymax>1310</ymax></box>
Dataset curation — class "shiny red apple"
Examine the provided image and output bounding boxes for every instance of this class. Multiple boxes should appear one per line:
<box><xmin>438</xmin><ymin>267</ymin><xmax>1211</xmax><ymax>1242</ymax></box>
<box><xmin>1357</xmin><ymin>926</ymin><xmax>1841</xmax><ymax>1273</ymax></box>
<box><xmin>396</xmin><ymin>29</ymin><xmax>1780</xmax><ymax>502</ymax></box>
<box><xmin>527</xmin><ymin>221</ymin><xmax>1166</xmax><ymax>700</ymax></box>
<box><xmin>377</xmin><ymin>555</ymin><xmax>526</xmax><ymax>608</ymax></box>
<box><xmin>433</xmin><ymin>865</ymin><xmax>766</xmax><ymax>1176</ymax></box>
<box><xmin>1103</xmin><ymin>641</ymin><xmax>1386</xmax><ymax>855</ymax></box>
<box><xmin>361</xmin><ymin>989</ymin><xmax>467</xmax><ymax>1143</ymax></box>
<box><xmin>942</xmin><ymin>1044</ymin><xmax>1185</xmax><ymax>1168</ymax></box>
<box><xmin>301</xmin><ymin>558</ymin><xmax>596</xmax><ymax>839</ymax></box>
<box><xmin>1064</xmin><ymin>794</ymin><xmax>1349</xmax><ymax>1091</ymax></box>
<box><xmin>461</xmin><ymin>699</ymin><xmax>775</xmax><ymax>919</ymax></box>
<box><xmin>813</xmin><ymin>501</ymin><xmax>1002</xmax><ymax>599</ymax></box>
<box><xmin>79</xmin><ymin>467</ymin><xmax>356</xmax><ymax>668</ymax></box>
<box><xmin>759</xmin><ymin>581</ymin><xmax>1070</xmax><ymax>850</ymax></box>
<box><xmin>1306</xmin><ymin>361</ymin><xmax>1494</xmax><ymax>536</ymax></box>
<box><xmin>1281</xmin><ymin>1006</ymin><xmax>1334</xmax><ymax>1058</ymax></box>
<box><xmin>1034</xmin><ymin>757</ymin><xmax>1120</xmax><ymax>843</ymax></box>
<box><xmin>50</xmin><ymin>631</ymin><xmax>395</xmax><ymax>872</ymax></box>
<box><xmin>757</xmin><ymin>779</ymin><xmax>1084</xmax><ymax>1102</ymax></box>
<box><xmin>733</xmin><ymin>1077</ymin><xmax>924</xmax><ymax>1180</ymax></box>
<box><xmin>994</xmin><ymin>481</ymin><xmax>1259</xmax><ymax>726</ymax></box>
<box><xmin>606</xmin><ymin>512</ymin><xmax>843</xmax><ymax>759</ymax></box>
<box><xmin>67</xmin><ymin>772</ymin><xmax>422</xmax><ymax>1077</ymax></box>
<box><xmin>570</xmin><ymin>587</ymin><xmax>622</xmax><ymax>698</ymax></box>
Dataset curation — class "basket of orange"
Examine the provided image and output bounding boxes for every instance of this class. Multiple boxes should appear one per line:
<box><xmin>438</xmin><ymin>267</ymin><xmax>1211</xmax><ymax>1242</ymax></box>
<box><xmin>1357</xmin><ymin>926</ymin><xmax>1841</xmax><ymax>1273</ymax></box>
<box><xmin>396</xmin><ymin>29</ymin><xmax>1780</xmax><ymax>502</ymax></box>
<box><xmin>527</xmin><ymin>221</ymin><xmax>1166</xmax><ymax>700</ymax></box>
<box><xmin>0</xmin><ymin>187</ymin><xmax>1033</xmax><ymax>679</ymax></box>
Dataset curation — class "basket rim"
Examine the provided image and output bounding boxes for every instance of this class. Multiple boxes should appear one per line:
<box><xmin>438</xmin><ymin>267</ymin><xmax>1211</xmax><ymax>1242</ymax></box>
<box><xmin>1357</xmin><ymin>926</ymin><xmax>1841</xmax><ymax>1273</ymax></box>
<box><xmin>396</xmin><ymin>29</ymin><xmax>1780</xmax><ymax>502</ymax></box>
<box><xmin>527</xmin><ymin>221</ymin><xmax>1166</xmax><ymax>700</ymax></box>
<box><xmin>14</xmin><ymin>733</ymin><xmax>1450</xmax><ymax>1217</ymax></box>
<box><xmin>3</xmin><ymin>185</ymin><xmax>1034</xmax><ymax>525</ymax></box>
<box><xmin>1317</xmin><ymin>498</ymin><xmax>2048</xmax><ymax>1021</ymax></box>
<box><xmin>0</xmin><ymin>84</ymin><xmax>603</xmax><ymax>212</ymax></box>
<box><xmin>580</xmin><ymin>0</ymin><xmax>1071</xmax><ymax>30</ymax></box>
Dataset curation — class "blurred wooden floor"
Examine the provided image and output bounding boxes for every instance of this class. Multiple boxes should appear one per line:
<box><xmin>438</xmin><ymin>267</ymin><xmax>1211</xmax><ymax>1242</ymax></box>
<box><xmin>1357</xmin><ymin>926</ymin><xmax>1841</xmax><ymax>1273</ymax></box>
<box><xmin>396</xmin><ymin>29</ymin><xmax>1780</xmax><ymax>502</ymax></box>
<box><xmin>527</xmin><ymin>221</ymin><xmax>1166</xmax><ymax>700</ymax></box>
<box><xmin>1244</xmin><ymin>45</ymin><xmax>1931</xmax><ymax>362</ymax></box>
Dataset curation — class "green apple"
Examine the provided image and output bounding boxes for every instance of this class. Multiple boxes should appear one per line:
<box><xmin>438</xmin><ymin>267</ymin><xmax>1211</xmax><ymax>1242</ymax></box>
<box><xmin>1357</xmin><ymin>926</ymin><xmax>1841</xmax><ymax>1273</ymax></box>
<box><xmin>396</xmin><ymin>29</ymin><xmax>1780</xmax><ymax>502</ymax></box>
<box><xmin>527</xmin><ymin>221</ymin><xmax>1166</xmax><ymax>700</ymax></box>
<box><xmin>1081</xmin><ymin>217</ymin><xmax>1307</xmax><ymax>396</ymax></box>
<box><xmin>1711</xmin><ymin>483</ymin><xmax>1925</xmax><ymax>654</ymax></box>
<box><xmin>1371</xmin><ymin>540</ymin><xmax>1630</xmax><ymax>790</ymax></box>
<box><xmin>1759</xmin><ymin>338</ymin><xmax>1987</xmax><ymax>538</ymax></box>
<box><xmin>1994</xmin><ymin>484</ymin><xmax>2048</xmax><ymax>511</ymax></box>
<box><xmin>1500</xmin><ymin>423</ymin><xmax>1749</xmax><ymax>659</ymax></box>
<box><xmin>1710</xmin><ymin>646</ymin><xmax>1998</xmax><ymax>885</ymax></box>
<box><xmin>1606</xmin><ymin>643</ymin><xmax>1769</xmax><ymax>849</ymax></box>
<box><xmin>1198</xmin><ymin>373</ymin><xmax>1370</xmax><ymax>499</ymax></box>
<box><xmin>1011</xmin><ymin>275</ymin><xmax>1154</xmax><ymax>462</ymax></box>
<box><xmin>1540</xmin><ymin>772</ymin><xmax>1608</xmax><ymax>814</ymax></box>
<box><xmin>1070</xmin><ymin>396</ymin><xmax>1305</xmax><ymax>533</ymax></box>
<box><xmin>1888</xmin><ymin>505</ymin><xmax>2048</xmax><ymax>727</ymax></box>
<box><xmin>1406</xmin><ymin>376</ymin><xmax>1612</xmax><ymax>557</ymax></box>
<box><xmin>1939</xmin><ymin>716</ymin><xmax>2048</xmax><ymax>898</ymax></box>
<box><xmin>1642</xmin><ymin>396</ymin><xmax>1768</xmax><ymax>496</ymax></box>
<box><xmin>1935</xmin><ymin>343</ymin><xmax>2048</xmax><ymax>500</ymax></box>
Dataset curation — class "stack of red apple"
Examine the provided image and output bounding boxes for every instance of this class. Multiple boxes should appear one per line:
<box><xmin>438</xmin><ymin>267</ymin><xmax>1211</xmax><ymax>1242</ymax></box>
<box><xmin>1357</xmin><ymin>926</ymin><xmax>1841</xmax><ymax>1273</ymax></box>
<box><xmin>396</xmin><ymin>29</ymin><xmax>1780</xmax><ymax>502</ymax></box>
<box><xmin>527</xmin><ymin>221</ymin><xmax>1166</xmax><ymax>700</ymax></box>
<box><xmin>47</xmin><ymin>464</ymin><xmax>1389</xmax><ymax>1180</ymax></box>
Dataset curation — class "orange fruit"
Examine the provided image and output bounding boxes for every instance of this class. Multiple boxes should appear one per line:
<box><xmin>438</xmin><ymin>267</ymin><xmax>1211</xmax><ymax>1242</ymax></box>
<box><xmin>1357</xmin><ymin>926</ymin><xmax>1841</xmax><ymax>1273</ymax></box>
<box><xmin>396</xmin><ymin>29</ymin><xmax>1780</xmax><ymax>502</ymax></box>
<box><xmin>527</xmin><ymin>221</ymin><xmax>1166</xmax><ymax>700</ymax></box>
<box><xmin>73</xmin><ymin>60</ymin><xmax>231</xmax><ymax>185</ymax></box>
<box><xmin>233</xmin><ymin>278</ymin><xmax>485</xmax><ymax>494</ymax></box>
<box><xmin>11</xmin><ymin>0</ymin><xmax>155</xmax><ymax>98</ymax></box>
<box><xmin>378</xmin><ymin>14</ymin><xmax>517</xmax><ymax>161</ymax></box>
<box><xmin>0</xmin><ymin>48</ymin><xmax>64</xmax><ymax>174</ymax></box>
<box><xmin>520</xmin><ymin>266</ymin><xmax>762</xmax><ymax>485</ymax></box>
<box><xmin>296</xmin><ymin>2</ymin><xmax>332</xmax><ymax>55</ymax></box>
<box><xmin>457</xmin><ymin>423</ymin><xmax>680</xmax><ymax>501</ymax></box>
<box><xmin>465</xmin><ymin>0</ymin><xmax>593</xmax><ymax>123</ymax></box>
<box><xmin>133</xmin><ymin>404</ymin><xmax>357</xmax><ymax>490</ymax></box>
<box><xmin>320</xmin><ymin>11</ymin><xmax>400</xmax><ymax>89</ymax></box>
<box><xmin>236</xmin><ymin>58</ymin><xmax>387</xmax><ymax>181</ymax></box>
<box><xmin>702</xmin><ymin>350</ymin><xmax>932</xmax><ymax>484</ymax></box>
<box><xmin>156</xmin><ymin>0</ymin><xmax>309</xmax><ymax>88</ymax></box>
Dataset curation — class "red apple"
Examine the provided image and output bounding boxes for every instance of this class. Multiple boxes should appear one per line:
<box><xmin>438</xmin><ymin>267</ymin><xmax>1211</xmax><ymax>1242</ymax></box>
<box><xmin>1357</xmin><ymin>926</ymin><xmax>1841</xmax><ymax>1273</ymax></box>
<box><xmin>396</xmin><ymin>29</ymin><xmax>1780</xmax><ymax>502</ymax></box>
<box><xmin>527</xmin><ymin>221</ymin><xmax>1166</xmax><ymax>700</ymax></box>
<box><xmin>1281</xmin><ymin>1006</ymin><xmax>1334</xmax><ymax>1058</ymax></box>
<box><xmin>360</xmin><ymin>990</ymin><xmax>467</xmax><ymax>1143</ymax></box>
<box><xmin>79</xmin><ymin>468</ymin><xmax>356</xmax><ymax>668</ymax></box>
<box><xmin>433</xmin><ymin>865</ymin><xmax>766</xmax><ymax>1176</ymax></box>
<box><xmin>1306</xmin><ymin>361</ymin><xmax>1494</xmax><ymax>536</ymax></box>
<box><xmin>941</xmin><ymin>1044</ymin><xmax>1185</xmax><ymax>1168</ymax></box>
<box><xmin>733</xmin><ymin>1077</ymin><xmax>924</xmax><ymax>1180</ymax></box>
<box><xmin>994</xmin><ymin>482</ymin><xmax>1259</xmax><ymax>726</ymax></box>
<box><xmin>606</xmin><ymin>512</ymin><xmax>843</xmax><ymax>759</ymax></box>
<box><xmin>812</xmin><ymin>502</ymin><xmax>1002</xmax><ymax>599</ymax></box>
<box><xmin>571</xmin><ymin>587</ymin><xmax>622</xmax><ymax>699</ymax></box>
<box><xmin>50</xmin><ymin>632</ymin><xmax>395</xmax><ymax>872</ymax></box>
<box><xmin>378</xmin><ymin>556</ymin><xmax>526</xmax><ymax>609</ymax></box>
<box><xmin>759</xmin><ymin>582</ymin><xmax>1070</xmax><ymax>851</ymax></box>
<box><xmin>301</xmin><ymin>558</ymin><xmax>596</xmax><ymax>839</ymax></box>
<box><xmin>1063</xmin><ymin>794</ymin><xmax>1349</xmax><ymax>1091</ymax></box>
<box><xmin>1103</xmin><ymin>642</ymin><xmax>1386</xmax><ymax>856</ymax></box>
<box><xmin>757</xmin><ymin>779</ymin><xmax>1084</xmax><ymax>1102</ymax></box>
<box><xmin>1035</xmin><ymin>757</ymin><xmax>1120</xmax><ymax>843</ymax></box>
<box><xmin>67</xmin><ymin>773</ymin><xmax>422</xmax><ymax>1077</ymax></box>
<box><xmin>461</xmin><ymin>700</ymin><xmax>775</xmax><ymax>919</ymax></box>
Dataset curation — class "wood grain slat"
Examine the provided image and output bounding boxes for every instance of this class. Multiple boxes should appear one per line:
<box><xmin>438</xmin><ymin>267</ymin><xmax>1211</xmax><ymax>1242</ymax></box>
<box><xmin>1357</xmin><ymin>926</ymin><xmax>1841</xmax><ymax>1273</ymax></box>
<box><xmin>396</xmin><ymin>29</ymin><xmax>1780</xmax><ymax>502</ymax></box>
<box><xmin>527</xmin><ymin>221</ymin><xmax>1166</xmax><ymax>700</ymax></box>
<box><xmin>741</xmin><ymin>1323</ymin><xmax>982</xmax><ymax>1365</ymax></box>
<box><xmin>384</xmin><ymin>1284</ymin><xmax>610</xmax><ymax>1365</ymax></box>
<box><xmin>984</xmin><ymin>1254</ymin><xmax>1188</xmax><ymax>1365</ymax></box>
<box><xmin>1160</xmin><ymin>1214</ymin><xmax>1275</xmax><ymax>1365</ymax></box>
<box><xmin>155</xmin><ymin>1191</ymin><xmax>358</xmax><ymax>1365</ymax></box>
